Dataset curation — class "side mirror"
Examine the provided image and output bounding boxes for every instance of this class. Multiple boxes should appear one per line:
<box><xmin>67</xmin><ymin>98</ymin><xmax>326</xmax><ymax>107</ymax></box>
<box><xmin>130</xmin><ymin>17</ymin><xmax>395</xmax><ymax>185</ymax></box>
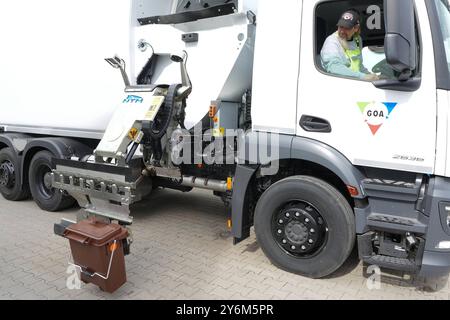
<box><xmin>374</xmin><ymin>0</ymin><xmax>421</xmax><ymax>92</ymax></box>
<box><xmin>384</xmin><ymin>0</ymin><xmax>417</xmax><ymax>79</ymax></box>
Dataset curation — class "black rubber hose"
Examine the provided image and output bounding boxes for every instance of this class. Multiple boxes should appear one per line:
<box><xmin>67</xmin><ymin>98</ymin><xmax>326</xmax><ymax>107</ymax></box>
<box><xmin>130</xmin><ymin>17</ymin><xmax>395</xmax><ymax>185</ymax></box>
<box><xmin>150</xmin><ymin>84</ymin><xmax>182</xmax><ymax>140</ymax></box>
<box><xmin>125</xmin><ymin>142</ymin><xmax>140</xmax><ymax>165</ymax></box>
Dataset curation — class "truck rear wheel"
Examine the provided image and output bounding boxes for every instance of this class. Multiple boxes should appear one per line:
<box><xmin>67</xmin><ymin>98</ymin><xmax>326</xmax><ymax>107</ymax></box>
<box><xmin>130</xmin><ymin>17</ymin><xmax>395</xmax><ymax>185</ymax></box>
<box><xmin>254</xmin><ymin>176</ymin><xmax>355</xmax><ymax>278</ymax></box>
<box><xmin>29</xmin><ymin>150</ymin><xmax>75</xmax><ymax>211</ymax></box>
<box><xmin>0</xmin><ymin>147</ymin><xmax>30</xmax><ymax>201</ymax></box>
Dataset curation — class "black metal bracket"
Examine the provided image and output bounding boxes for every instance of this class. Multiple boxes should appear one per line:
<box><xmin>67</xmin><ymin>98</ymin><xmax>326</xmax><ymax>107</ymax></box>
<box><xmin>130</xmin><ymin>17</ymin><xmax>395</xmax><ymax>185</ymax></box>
<box><xmin>138</xmin><ymin>4</ymin><xmax>236</xmax><ymax>26</ymax></box>
<box><xmin>182</xmin><ymin>33</ymin><xmax>199</xmax><ymax>43</ymax></box>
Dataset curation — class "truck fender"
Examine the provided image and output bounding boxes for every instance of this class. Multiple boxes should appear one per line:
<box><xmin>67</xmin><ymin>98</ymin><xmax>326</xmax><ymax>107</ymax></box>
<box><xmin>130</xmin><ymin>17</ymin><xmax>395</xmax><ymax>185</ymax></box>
<box><xmin>291</xmin><ymin>136</ymin><xmax>366</xmax><ymax>199</ymax></box>
<box><xmin>231</xmin><ymin>164</ymin><xmax>259</xmax><ymax>243</ymax></box>
<box><xmin>21</xmin><ymin>137</ymin><xmax>93</xmax><ymax>185</ymax></box>
<box><xmin>232</xmin><ymin>133</ymin><xmax>366</xmax><ymax>243</ymax></box>
<box><xmin>240</xmin><ymin>132</ymin><xmax>365</xmax><ymax>198</ymax></box>
<box><xmin>0</xmin><ymin>133</ymin><xmax>34</xmax><ymax>154</ymax></box>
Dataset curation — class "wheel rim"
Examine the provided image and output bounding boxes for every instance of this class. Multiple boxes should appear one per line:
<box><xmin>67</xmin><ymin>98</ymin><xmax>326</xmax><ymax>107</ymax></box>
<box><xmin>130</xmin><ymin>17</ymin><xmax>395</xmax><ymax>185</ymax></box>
<box><xmin>0</xmin><ymin>161</ymin><xmax>15</xmax><ymax>189</ymax></box>
<box><xmin>272</xmin><ymin>201</ymin><xmax>328</xmax><ymax>258</ymax></box>
<box><xmin>35</xmin><ymin>164</ymin><xmax>54</xmax><ymax>199</ymax></box>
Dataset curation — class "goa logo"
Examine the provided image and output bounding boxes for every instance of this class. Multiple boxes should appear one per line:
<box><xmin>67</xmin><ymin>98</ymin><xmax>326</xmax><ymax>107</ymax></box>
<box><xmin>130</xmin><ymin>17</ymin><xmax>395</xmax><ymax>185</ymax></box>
<box><xmin>357</xmin><ymin>102</ymin><xmax>398</xmax><ymax>135</ymax></box>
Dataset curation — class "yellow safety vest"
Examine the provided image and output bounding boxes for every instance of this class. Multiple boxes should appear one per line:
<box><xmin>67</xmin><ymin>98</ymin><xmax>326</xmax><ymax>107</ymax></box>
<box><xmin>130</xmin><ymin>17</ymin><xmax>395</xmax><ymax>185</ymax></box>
<box><xmin>336</xmin><ymin>32</ymin><xmax>363</xmax><ymax>73</ymax></box>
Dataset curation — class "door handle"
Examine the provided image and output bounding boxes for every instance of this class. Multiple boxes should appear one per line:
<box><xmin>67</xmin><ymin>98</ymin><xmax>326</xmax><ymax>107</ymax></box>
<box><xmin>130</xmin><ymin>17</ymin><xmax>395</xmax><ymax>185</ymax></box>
<box><xmin>300</xmin><ymin>115</ymin><xmax>332</xmax><ymax>133</ymax></box>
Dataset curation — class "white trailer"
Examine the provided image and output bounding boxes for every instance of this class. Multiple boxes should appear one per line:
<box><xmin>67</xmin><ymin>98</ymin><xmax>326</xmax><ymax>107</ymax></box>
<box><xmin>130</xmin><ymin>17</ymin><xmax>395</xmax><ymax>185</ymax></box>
<box><xmin>1</xmin><ymin>0</ymin><xmax>450</xmax><ymax>283</ymax></box>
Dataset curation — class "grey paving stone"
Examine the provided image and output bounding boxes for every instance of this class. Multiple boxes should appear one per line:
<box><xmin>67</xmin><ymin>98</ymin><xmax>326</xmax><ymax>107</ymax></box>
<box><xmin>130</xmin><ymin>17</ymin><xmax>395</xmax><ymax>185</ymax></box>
<box><xmin>1</xmin><ymin>189</ymin><xmax>449</xmax><ymax>300</ymax></box>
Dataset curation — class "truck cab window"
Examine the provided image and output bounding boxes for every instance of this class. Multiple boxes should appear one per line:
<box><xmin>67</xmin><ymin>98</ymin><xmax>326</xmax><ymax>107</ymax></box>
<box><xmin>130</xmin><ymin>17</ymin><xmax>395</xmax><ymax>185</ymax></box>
<box><xmin>315</xmin><ymin>0</ymin><xmax>416</xmax><ymax>82</ymax></box>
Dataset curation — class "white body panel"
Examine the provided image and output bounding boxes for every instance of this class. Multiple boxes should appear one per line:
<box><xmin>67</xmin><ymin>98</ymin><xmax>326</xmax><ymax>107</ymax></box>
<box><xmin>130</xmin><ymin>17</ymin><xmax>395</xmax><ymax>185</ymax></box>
<box><xmin>251</xmin><ymin>0</ymin><xmax>303</xmax><ymax>135</ymax></box>
<box><xmin>0</xmin><ymin>0</ymin><xmax>131</xmax><ymax>136</ymax></box>
<box><xmin>436</xmin><ymin>89</ymin><xmax>450</xmax><ymax>176</ymax></box>
<box><xmin>130</xmin><ymin>13</ymin><xmax>254</xmax><ymax>130</ymax></box>
<box><xmin>296</xmin><ymin>0</ymin><xmax>437</xmax><ymax>174</ymax></box>
<box><xmin>96</xmin><ymin>92</ymin><xmax>164</xmax><ymax>157</ymax></box>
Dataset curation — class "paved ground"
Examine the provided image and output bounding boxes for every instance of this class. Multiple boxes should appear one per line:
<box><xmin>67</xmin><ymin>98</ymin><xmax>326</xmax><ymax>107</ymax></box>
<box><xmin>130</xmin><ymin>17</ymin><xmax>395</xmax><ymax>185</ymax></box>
<box><xmin>0</xmin><ymin>188</ymin><xmax>449</xmax><ymax>300</ymax></box>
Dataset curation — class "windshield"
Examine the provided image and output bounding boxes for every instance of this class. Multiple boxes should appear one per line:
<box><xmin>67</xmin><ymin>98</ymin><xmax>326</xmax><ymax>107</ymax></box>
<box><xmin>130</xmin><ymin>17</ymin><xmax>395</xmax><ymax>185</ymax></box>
<box><xmin>436</xmin><ymin>0</ymin><xmax>450</xmax><ymax>76</ymax></box>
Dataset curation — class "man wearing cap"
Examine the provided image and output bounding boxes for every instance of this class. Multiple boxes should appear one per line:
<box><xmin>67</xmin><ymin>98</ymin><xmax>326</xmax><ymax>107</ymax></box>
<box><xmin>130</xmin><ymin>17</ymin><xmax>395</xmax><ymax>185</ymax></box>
<box><xmin>321</xmin><ymin>10</ymin><xmax>379</xmax><ymax>81</ymax></box>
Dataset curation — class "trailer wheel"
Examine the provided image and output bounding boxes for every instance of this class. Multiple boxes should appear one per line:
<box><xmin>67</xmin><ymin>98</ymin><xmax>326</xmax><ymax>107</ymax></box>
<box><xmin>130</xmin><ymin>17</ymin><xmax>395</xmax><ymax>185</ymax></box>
<box><xmin>254</xmin><ymin>176</ymin><xmax>355</xmax><ymax>278</ymax></box>
<box><xmin>0</xmin><ymin>148</ymin><xmax>30</xmax><ymax>201</ymax></box>
<box><xmin>29</xmin><ymin>150</ymin><xmax>75</xmax><ymax>212</ymax></box>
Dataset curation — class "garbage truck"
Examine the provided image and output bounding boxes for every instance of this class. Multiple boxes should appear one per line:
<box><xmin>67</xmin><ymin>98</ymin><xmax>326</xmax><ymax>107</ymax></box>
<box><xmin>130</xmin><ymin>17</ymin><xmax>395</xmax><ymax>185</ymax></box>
<box><xmin>1</xmin><ymin>0</ymin><xmax>450</xmax><ymax>284</ymax></box>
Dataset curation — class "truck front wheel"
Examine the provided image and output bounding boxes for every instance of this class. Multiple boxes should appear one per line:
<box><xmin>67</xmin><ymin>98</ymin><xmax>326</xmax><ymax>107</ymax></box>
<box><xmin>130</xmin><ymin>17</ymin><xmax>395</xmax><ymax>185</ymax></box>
<box><xmin>0</xmin><ymin>148</ymin><xmax>30</xmax><ymax>201</ymax></box>
<box><xmin>254</xmin><ymin>176</ymin><xmax>355</xmax><ymax>278</ymax></box>
<box><xmin>29</xmin><ymin>150</ymin><xmax>75</xmax><ymax>211</ymax></box>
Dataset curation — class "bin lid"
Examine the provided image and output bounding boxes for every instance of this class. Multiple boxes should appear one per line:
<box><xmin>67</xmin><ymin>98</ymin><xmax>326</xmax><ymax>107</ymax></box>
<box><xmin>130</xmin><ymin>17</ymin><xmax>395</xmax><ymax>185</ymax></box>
<box><xmin>64</xmin><ymin>218</ymin><xmax>126</xmax><ymax>246</ymax></box>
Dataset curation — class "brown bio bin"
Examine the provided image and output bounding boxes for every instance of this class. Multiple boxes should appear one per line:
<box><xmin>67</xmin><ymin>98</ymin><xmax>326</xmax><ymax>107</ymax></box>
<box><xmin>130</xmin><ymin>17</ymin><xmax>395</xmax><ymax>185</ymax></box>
<box><xmin>64</xmin><ymin>218</ymin><xmax>129</xmax><ymax>293</ymax></box>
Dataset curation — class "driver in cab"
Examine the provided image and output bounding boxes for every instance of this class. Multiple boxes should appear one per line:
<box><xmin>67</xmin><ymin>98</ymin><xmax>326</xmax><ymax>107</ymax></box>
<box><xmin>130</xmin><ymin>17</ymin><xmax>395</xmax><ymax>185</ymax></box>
<box><xmin>321</xmin><ymin>10</ymin><xmax>380</xmax><ymax>81</ymax></box>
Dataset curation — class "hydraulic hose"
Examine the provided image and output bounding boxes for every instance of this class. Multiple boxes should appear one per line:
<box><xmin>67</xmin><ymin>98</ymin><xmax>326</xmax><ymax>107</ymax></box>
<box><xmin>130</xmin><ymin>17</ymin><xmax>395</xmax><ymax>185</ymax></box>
<box><xmin>149</xmin><ymin>83</ymin><xmax>182</xmax><ymax>140</ymax></box>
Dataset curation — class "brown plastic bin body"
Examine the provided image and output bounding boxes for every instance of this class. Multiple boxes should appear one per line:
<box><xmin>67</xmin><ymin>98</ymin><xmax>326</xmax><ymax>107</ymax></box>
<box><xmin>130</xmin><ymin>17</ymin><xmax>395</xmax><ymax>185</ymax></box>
<box><xmin>64</xmin><ymin>218</ymin><xmax>129</xmax><ymax>293</ymax></box>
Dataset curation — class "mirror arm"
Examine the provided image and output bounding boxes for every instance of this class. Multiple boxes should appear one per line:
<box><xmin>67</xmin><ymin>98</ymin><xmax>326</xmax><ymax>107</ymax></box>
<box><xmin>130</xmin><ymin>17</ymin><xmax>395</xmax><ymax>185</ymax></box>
<box><xmin>372</xmin><ymin>77</ymin><xmax>421</xmax><ymax>92</ymax></box>
<box><xmin>398</xmin><ymin>70</ymin><xmax>413</xmax><ymax>81</ymax></box>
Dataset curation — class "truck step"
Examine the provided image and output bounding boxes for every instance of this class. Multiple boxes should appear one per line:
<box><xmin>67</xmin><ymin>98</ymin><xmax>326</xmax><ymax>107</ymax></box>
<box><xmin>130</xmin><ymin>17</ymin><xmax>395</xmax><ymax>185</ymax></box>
<box><xmin>362</xmin><ymin>177</ymin><xmax>422</xmax><ymax>201</ymax></box>
<box><xmin>367</xmin><ymin>213</ymin><xmax>427</xmax><ymax>234</ymax></box>
<box><xmin>363</xmin><ymin>255</ymin><xmax>419</xmax><ymax>272</ymax></box>
<box><xmin>363</xmin><ymin>178</ymin><xmax>417</xmax><ymax>189</ymax></box>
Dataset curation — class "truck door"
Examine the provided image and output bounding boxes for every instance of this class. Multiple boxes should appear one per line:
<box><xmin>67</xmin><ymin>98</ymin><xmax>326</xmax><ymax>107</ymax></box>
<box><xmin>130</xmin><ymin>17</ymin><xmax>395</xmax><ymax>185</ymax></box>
<box><xmin>297</xmin><ymin>0</ymin><xmax>437</xmax><ymax>174</ymax></box>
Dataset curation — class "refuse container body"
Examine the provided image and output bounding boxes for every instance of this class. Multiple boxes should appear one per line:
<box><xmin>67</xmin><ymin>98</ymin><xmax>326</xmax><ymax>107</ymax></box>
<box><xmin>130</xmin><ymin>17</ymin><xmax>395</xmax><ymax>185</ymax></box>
<box><xmin>64</xmin><ymin>218</ymin><xmax>129</xmax><ymax>293</ymax></box>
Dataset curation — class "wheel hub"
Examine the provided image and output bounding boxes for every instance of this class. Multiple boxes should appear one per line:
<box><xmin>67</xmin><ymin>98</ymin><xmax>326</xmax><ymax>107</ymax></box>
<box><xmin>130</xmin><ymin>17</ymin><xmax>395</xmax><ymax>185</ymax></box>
<box><xmin>36</xmin><ymin>165</ymin><xmax>54</xmax><ymax>199</ymax></box>
<box><xmin>273</xmin><ymin>203</ymin><xmax>327</xmax><ymax>257</ymax></box>
<box><xmin>43</xmin><ymin>172</ymin><xmax>53</xmax><ymax>189</ymax></box>
<box><xmin>0</xmin><ymin>162</ymin><xmax>15</xmax><ymax>188</ymax></box>
<box><xmin>285</xmin><ymin>221</ymin><xmax>308</xmax><ymax>245</ymax></box>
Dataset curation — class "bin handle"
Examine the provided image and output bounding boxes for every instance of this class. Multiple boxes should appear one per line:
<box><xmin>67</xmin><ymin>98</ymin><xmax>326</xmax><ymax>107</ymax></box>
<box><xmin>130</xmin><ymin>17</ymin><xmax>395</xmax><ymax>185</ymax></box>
<box><xmin>69</xmin><ymin>240</ymin><xmax>118</xmax><ymax>281</ymax></box>
<box><xmin>65</xmin><ymin>232</ymin><xmax>90</xmax><ymax>244</ymax></box>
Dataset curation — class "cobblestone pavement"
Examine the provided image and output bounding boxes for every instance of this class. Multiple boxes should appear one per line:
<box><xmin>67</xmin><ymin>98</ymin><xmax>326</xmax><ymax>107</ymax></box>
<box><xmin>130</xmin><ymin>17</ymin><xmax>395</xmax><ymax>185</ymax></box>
<box><xmin>0</xmin><ymin>188</ymin><xmax>449</xmax><ymax>300</ymax></box>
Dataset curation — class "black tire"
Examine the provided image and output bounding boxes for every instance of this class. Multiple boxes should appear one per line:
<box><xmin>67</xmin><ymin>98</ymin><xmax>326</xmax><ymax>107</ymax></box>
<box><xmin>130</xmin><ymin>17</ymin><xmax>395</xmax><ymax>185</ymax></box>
<box><xmin>29</xmin><ymin>150</ymin><xmax>76</xmax><ymax>212</ymax></box>
<box><xmin>419</xmin><ymin>275</ymin><xmax>449</xmax><ymax>292</ymax></box>
<box><xmin>254</xmin><ymin>175</ymin><xmax>355</xmax><ymax>278</ymax></box>
<box><xmin>0</xmin><ymin>147</ymin><xmax>30</xmax><ymax>201</ymax></box>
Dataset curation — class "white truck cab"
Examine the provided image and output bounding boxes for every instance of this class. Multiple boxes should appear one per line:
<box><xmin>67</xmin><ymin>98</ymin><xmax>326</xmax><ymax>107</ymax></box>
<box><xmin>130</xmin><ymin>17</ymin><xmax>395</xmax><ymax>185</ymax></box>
<box><xmin>252</xmin><ymin>0</ymin><xmax>447</xmax><ymax>175</ymax></box>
